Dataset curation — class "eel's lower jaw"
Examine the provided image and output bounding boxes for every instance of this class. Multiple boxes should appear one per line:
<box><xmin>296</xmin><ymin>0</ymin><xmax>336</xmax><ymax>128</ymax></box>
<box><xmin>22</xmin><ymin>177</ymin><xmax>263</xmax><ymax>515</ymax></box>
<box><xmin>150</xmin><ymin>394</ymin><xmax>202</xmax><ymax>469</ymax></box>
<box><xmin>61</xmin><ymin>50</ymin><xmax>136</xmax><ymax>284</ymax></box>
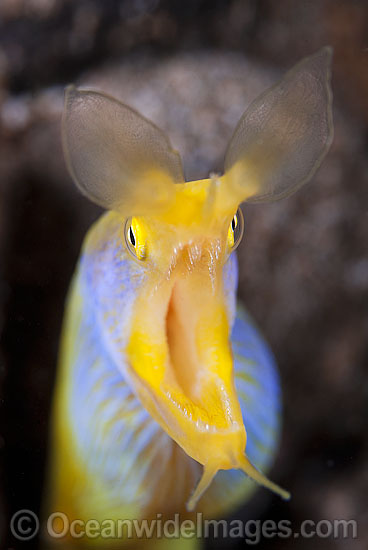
<box><xmin>126</xmin><ymin>364</ymin><xmax>290</xmax><ymax>511</ymax></box>
<box><xmin>126</xmin><ymin>359</ymin><xmax>246</xmax><ymax>460</ymax></box>
<box><xmin>126</xmin><ymin>277</ymin><xmax>290</xmax><ymax>508</ymax></box>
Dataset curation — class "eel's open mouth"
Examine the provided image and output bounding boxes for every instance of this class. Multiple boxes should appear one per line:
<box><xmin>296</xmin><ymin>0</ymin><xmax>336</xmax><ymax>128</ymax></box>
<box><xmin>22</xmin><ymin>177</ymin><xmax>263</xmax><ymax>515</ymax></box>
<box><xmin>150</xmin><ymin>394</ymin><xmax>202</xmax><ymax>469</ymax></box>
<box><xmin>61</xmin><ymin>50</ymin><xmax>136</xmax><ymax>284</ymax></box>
<box><xmin>163</xmin><ymin>281</ymin><xmax>241</xmax><ymax>433</ymax></box>
<box><xmin>126</xmin><ymin>252</ymin><xmax>290</xmax><ymax>510</ymax></box>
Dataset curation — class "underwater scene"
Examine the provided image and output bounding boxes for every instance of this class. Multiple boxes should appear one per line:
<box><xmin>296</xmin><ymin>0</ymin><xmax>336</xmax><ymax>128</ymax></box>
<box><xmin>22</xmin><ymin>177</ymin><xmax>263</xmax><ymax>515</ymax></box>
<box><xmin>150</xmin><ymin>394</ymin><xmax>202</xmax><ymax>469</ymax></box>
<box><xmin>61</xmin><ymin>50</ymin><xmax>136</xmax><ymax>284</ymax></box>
<box><xmin>1</xmin><ymin>1</ymin><xmax>367</xmax><ymax>549</ymax></box>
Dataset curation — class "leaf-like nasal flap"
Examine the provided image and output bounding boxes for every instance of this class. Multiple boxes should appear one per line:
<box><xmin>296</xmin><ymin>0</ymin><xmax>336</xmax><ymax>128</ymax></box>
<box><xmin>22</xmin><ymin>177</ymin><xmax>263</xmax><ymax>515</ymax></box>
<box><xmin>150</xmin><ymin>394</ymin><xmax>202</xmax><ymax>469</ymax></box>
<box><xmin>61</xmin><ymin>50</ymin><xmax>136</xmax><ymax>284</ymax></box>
<box><xmin>62</xmin><ymin>86</ymin><xmax>184</xmax><ymax>214</ymax></box>
<box><xmin>224</xmin><ymin>47</ymin><xmax>334</xmax><ymax>203</ymax></box>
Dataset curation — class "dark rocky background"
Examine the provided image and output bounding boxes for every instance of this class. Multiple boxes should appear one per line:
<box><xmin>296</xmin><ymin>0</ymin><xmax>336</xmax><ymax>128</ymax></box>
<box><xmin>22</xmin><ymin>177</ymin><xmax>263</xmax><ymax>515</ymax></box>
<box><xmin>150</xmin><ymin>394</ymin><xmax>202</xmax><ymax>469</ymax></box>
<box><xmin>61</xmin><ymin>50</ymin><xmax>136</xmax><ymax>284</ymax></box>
<box><xmin>0</xmin><ymin>1</ymin><xmax>367</xmax><ymax>549</ymax></box>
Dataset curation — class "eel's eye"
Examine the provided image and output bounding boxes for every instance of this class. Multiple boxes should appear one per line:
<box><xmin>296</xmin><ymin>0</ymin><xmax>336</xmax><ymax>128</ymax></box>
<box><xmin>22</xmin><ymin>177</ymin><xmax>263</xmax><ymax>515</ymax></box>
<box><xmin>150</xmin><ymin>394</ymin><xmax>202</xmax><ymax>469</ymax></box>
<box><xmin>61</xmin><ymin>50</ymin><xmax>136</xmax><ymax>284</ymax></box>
<box><xmin>125</xmin><ymin>216</ymin><xmax>147</xmax><ymax>260</ymax></box>
<box><xmin>227</xmin><ymin>208</ymin><xmax>244</xmax><ymax>250</ymax></box>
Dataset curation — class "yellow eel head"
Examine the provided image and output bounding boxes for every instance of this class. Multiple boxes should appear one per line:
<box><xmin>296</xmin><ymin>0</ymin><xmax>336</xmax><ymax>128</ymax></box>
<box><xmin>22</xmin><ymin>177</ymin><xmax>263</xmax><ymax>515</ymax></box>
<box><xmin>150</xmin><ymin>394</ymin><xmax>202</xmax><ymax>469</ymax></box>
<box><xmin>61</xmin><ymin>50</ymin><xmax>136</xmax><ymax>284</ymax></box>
<box><xmin>62</xmin><ymin>48</ymin><xmax>333</xmax><ymax>509</ymax></box>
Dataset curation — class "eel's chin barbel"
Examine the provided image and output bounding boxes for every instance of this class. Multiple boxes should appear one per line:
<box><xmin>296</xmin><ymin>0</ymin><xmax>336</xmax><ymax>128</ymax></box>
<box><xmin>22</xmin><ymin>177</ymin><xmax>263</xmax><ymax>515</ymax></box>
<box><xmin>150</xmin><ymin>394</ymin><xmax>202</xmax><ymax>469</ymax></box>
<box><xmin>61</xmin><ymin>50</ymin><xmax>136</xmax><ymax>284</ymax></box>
<box><xmin>187</xmin><ymin>454</ymin><xmax>290</xmax><ymax>512</ymax></box>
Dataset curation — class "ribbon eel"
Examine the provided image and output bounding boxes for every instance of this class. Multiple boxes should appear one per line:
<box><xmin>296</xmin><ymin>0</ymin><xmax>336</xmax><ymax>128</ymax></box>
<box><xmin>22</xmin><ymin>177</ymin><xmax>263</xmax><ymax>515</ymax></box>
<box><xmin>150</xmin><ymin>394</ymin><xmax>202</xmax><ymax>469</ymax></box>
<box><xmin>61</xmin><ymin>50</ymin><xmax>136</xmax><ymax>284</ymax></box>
<box><xmin>44</xmin><ymin>48</ymin><xmax>333</xmax><ymax>548</ymax></box>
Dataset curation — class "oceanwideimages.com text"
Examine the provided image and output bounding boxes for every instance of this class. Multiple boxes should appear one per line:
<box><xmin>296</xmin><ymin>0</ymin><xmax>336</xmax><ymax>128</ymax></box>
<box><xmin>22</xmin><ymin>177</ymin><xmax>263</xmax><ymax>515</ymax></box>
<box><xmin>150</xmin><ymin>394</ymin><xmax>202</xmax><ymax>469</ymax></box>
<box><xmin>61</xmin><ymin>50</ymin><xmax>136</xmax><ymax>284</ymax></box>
<box><xmin>10</xmin><ymin>510</ymin><xmax>358</xmax><ymax>544</ymax></box>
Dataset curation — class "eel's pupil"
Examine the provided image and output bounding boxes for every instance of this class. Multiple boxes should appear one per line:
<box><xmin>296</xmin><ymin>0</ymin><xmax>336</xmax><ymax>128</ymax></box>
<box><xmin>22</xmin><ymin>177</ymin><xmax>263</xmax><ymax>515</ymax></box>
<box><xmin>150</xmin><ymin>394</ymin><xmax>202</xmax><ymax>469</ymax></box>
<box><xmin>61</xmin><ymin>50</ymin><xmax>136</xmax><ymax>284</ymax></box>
<box><xmin>129</xmin><ymin>226</ymin><xmax>136</xmax><ymax>247</ymax></box>
<box><xmin>231</xmin><ymin>217</ymin><xmax>236</xmax><ymax>231</ymax></box>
